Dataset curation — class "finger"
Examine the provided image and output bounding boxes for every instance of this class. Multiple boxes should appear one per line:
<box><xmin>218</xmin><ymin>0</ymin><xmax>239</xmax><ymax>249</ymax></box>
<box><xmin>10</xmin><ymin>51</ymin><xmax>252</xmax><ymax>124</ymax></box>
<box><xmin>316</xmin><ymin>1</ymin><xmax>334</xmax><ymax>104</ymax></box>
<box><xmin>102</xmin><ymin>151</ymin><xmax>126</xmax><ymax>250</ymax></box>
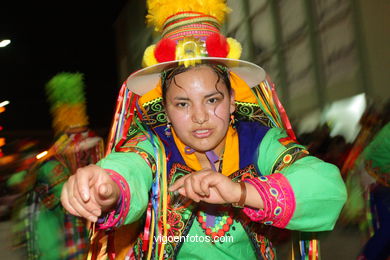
<box><xmin>60</xmin><ymin>181</ymin><xmax>81</xmax><ymax>217</ymax></box>
<box><xmin>200</xmin><ymin>174</ymin><xmax>221</xmax><ymax>196</ymax></box>
<box><xmin>177</xmin><ymin>187</ymin><xmax>187</xmax><ymax>197</ymax></box>
<box><xmin>169</xmin><ymin>175</ymin><xmax>189</xmax><ymax>192</ymax></box>
<box><xmin>184</xmin><ymin>177</ymin><xmax>202</xmax><ymax>202</ymax></box>
<box><xmin>96</xmin><ymin>183</ymin><xmax>116</xmax><ymax>209</ymax></box>
<box><xmin>75</xmin><ymin>166</ymin><xmax>96</xmax><ymax>202</ymax></box>
<box><xmin>69</xmin><ymin>179</ymin><xmax>98</xmax><ymax>222</ymax></box>
<box><xmin>74</xmin><ymin>177</ymin><xmax>102</xmax><ymax>216</ymax></box>
<box><xmin>200</xmin><ymin>177</ymin><xmax>211</xmax><ymax>196</ymax></box>
<box><xmin>190</xmin><ymin>174</ymin><xmax>206</xmax><ymax>196</ymax></box>
<box><xmin>98</xmin><ymin>183</ymin><xmax>113</xmax><ymax>199</ymax></box>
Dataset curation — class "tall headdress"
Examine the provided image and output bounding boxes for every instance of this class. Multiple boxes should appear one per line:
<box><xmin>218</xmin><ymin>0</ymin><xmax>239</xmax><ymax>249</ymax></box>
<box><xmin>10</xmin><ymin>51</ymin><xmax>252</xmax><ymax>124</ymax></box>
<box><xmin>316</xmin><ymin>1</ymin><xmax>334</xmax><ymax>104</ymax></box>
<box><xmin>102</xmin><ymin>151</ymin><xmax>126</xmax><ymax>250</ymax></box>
<box><xmin>125</xmin><ymin>0</ymin><xmax>266</xmax><ymax>96</ymax></box>
<box><xmin>45</xmin><ymin>72</ymin><xmax>89</xmax><ymax>134</ymax></box>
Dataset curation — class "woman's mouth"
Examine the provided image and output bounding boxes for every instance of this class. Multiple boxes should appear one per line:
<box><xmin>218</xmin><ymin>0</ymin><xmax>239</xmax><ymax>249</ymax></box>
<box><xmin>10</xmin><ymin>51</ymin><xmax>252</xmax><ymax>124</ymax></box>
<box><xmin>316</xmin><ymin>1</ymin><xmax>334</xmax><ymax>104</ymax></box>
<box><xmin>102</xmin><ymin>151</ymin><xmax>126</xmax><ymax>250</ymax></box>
<box><xmin>193</xmin><ymin>129</ymin><xmax>212</xmax><ymax>138</ymax></box>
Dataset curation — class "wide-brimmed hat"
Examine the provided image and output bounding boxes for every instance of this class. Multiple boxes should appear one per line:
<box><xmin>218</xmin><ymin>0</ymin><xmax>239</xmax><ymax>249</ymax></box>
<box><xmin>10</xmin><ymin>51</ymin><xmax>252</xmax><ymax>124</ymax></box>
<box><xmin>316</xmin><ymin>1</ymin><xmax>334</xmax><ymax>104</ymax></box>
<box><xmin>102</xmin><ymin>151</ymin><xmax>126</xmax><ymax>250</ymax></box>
<box><xmin>126</xmin><ymin>0</ymin><xmax>266</xmax><ymax>96</ymax></box>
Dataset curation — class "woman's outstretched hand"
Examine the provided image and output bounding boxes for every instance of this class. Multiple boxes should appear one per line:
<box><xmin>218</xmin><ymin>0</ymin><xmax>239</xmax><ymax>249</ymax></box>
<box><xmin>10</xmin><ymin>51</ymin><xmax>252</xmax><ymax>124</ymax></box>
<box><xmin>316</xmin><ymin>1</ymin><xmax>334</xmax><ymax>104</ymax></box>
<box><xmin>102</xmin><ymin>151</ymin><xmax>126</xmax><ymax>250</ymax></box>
<box><xmin>60</xmin><ymin>164</ymin><xmax>120</xmax><ymax>222</ymax></box>
<box><xmin>168</xmin><ymin>169</ymin><xmax>242</xmax><ymax>205</ymax></box>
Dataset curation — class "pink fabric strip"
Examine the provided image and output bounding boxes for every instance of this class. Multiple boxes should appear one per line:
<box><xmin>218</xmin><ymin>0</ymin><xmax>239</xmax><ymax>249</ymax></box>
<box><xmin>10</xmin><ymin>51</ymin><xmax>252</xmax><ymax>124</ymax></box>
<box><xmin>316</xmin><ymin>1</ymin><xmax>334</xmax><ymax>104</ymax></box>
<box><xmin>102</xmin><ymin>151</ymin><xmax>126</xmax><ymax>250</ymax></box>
<box><xmin>97</xmin><ymin>169</ymin><xmax>131</xmax><ymax>229</ymax></box>
<box><xmin>243</xmin><ymin>173</ymin><xmax>296</xmax><ymax>228</ymax></box>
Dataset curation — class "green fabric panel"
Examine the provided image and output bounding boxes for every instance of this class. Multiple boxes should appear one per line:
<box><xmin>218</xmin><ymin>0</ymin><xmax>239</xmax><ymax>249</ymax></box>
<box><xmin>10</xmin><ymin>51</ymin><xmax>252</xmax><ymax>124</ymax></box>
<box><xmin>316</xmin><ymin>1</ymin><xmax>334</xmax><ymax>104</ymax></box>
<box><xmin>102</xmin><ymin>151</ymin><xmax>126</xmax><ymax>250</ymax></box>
<box><xmin>258</xmin><ymin>128</ymin><xmax>347</xmax><ymax>231</ymax></box>
<box><xmin>177</xmin><ymin>219</ymin><xmax>257</xmax><ymax>259</ymax></box>
<box><xmin>363</xmin><ymin>122</ymin><xmax>390</xmax><ymax>173</ymax></box>
<box><xmin>98</xmin><ymin>139</ymin><xmax>154</xmax><ymax>225</ymax></box>
<box><xmin>35</xmin><ymin>206</ymin><xmax>65</xmax><ymax>259</ymax></box>
<box><xmin>282</xmin><ymin>156</ymin><xmax>346</xmax><ymax>231</ymax></box>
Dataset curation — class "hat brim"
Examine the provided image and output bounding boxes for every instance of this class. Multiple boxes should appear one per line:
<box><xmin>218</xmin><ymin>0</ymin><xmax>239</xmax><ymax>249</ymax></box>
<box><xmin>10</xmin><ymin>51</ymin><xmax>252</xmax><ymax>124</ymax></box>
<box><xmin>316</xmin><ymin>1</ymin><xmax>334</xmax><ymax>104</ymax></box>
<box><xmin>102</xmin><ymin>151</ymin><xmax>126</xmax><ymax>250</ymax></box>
<box><xmin>126</xmin><ymin>57</ymin><xmax>266</xmax><ymax>96</ymax></box>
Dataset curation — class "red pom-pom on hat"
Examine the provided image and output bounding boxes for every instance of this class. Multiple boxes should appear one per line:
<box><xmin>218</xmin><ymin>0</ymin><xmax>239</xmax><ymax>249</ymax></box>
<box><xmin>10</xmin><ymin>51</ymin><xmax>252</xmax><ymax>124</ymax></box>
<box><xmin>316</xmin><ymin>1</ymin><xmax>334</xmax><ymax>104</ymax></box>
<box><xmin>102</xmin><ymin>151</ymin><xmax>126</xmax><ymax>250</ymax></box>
<box><xmin>206</xmin><ymin>33</ymin><xmax>229</xmax><ymax>58</ymax></box>
<box><xmin>154</xmin><ymin>38</ymin><xmax>176</xmax><ymax>63</ymax></box>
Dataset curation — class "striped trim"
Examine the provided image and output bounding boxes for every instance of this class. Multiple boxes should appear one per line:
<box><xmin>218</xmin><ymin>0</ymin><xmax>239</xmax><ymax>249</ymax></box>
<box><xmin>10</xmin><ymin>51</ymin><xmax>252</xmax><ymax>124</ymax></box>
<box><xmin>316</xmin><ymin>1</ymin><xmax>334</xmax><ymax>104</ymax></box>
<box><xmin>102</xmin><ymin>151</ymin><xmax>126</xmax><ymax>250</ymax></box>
<box><xmin>162</xmin><ymin>12</ymin><xmax>221</xmax><ymax>39</ymax></box>
<box><xmin>165</xmin><ymin>25</ymin><xmax>219</xmax><ymax>38</ymax></box>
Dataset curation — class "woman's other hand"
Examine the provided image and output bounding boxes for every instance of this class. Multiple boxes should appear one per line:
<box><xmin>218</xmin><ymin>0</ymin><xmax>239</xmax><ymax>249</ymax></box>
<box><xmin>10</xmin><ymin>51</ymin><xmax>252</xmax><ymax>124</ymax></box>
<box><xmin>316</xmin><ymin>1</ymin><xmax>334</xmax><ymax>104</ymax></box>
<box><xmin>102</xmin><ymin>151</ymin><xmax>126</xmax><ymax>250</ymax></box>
<box><xmin>168</xmin><ymin>169</ymin><xmax>241</xmax><ymax>204</ymax></box>
<box><xmin>60</xmin><ymin>164</ymin><xmax>120</xmax><ymax>222</ymax></box>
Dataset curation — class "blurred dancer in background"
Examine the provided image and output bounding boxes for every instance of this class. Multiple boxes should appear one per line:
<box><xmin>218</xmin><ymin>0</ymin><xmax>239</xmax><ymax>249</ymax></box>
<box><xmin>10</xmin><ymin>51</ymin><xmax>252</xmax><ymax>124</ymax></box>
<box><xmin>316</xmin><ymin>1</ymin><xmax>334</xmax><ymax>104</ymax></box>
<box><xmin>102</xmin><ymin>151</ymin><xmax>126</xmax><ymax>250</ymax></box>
<box><xmin>358</xmin><ymin>121</ymin><xmax>390</xmax><ymax>260</ymax></box>
<box><xmin>12</xmin><ymin>73</ymin><xmax>104</xmax><ymax>259</ymax></box>
<box><xmin>342</xmin><ymin>102</ymin><xmax>390</xmax><ymax>260</ymax></box>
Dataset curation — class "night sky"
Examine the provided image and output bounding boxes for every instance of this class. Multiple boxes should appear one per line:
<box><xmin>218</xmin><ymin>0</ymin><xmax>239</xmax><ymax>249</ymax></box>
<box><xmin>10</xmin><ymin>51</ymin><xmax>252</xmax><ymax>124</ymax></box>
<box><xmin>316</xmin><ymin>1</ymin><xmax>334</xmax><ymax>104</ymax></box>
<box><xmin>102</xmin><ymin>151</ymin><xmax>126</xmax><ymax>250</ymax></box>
<box><xmin>0</xmin><ymin>1</ymin><xmax>127</xmax><ymax>135</ymax></box>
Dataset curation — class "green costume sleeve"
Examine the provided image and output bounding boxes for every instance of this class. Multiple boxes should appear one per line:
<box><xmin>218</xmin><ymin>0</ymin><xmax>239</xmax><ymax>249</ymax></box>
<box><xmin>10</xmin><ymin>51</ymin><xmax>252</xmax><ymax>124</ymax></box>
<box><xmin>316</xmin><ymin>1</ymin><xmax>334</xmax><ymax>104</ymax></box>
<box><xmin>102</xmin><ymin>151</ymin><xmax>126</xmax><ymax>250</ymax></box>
<box><xmin>97</xmin><ymin>138</ymin><xmax>155</xmax><ymax>225</ymax></box>
<box><xmin>257</xmin><ymin>128</ymin><xmax>347</xmax><ymax>231</ymax></box>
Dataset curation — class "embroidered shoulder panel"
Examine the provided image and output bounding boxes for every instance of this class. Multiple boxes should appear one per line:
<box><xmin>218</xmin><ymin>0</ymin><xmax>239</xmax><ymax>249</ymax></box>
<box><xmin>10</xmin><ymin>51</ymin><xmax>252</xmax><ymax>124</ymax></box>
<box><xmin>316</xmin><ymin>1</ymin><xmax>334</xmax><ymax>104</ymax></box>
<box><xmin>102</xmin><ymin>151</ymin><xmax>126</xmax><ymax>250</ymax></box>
<box><xmin>141</xmin><ymin>97</ymin><xmax>168</xmax><ymax>128</ymax></box>
<box><xmin>235</xmin><ymin>101</ymin><xmax>274</xmax><ymax>127</ymax></box>
<box><xmin>272</xmin><ymin>139</ymin><xmax>309</xmax><ymax>173</ymax></box>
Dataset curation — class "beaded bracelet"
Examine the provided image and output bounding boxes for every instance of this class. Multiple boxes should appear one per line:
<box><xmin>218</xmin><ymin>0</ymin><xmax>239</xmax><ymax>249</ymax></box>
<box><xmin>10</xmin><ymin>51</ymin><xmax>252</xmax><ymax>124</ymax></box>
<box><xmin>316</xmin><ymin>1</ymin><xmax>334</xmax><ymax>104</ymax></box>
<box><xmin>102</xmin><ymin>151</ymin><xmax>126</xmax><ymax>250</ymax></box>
<box><xmin>97</xmin><ymin>169</ymin><xmax>131</xmax><ymax>229</ymax></box>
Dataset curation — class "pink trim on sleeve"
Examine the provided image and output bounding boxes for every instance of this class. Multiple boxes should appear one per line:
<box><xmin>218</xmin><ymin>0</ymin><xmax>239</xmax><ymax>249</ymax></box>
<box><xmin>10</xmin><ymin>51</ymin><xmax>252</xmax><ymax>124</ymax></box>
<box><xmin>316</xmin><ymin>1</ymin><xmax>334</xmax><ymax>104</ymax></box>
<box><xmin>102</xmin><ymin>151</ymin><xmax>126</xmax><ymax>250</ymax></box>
<box><xmin>243</xmin><ymin>173</ymin><xmax>295</xmax><ymax>228</ymax></box>
<box><xmin>97</xmin><ymin>169</ymin><xmax>131</xmax><ymax>229</ymax></box>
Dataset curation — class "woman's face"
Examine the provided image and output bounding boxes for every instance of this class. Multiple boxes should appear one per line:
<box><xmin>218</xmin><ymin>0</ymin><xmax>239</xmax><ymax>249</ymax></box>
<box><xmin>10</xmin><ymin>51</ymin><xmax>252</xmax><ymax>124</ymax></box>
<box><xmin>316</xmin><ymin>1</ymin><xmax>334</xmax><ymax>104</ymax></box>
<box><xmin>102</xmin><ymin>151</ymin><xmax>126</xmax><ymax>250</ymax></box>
<box><xmin>164</xmin><ymin>66</ymin><xmax>235</xmax><ymax>153</ymax></box>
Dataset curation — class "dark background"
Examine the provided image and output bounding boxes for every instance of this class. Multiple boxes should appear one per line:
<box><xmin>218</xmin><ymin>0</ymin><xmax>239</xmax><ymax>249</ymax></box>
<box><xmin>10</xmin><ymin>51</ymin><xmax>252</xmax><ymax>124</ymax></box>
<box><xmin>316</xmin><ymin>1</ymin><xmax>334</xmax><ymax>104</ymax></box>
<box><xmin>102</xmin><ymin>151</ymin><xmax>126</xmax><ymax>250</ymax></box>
<box><xmin>0</xmin><ymin>1</ymin><xmax>127</xmax><ymax>135</ymax></box>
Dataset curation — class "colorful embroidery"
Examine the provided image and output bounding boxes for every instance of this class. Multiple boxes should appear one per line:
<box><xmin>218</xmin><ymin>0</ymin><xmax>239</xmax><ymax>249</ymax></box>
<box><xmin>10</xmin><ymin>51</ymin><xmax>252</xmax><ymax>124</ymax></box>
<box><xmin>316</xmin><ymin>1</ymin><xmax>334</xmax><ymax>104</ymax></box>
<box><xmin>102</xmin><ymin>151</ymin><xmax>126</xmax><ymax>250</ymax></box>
<box><xmin>257</xmin><ymin>233</ymin><xmax>276</xmax><ymax>260</ymax></box>
<box><xmin>157</xmin><ymin>163</ymin><xmax>197</xmax><ymax>259</ymax></box>
<box><xmin>141</xmin><ymin>97</ymin><xmax>168</xmax><ymax>128</ymax></box>
<box><xmin>271</xmin><ymin>146</ymin><xmax>309</xmax><ymax>173</ymax></box>
<box><xmin>235</xmin><ymin>101</ymin><xmax>274</xmax><ymax>127</ymax></box>
<box><xmin>229</xmin><ymin>164</ymin><xmax>259</xmax><ymax>182</ymax></box>
<box><xmin>166</xmin><ymin>210</ymin><xmax>184</xmax><ymax>237</ymax></box>
<box><xmin>243</xmin><ymin>173</ymin><xmax>296</xmax><ymax>228</ymax></box>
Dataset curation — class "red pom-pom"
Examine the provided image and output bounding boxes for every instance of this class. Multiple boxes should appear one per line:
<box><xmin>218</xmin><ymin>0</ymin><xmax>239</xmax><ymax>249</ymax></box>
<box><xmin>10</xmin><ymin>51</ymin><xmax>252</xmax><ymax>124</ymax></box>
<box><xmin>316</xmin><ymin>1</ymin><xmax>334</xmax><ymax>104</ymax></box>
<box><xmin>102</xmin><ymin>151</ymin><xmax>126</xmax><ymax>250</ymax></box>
<box><xmin>223</xmin><ymin>224</ymin><xmax>230</xmax><ymax>232</ymax></box>
<box><xmin>206</xmin><ymin>33</ymin><xmax>229</xmax><ymax>58</ymax></box>
<box><xmin>154</xmin><ymin>38</ymin><xmax>176</xmax><ymax>62</ymax></box>
<box><xmin>226</xmin><ymin>217</ymin><xmax>233</xmax><ymax>225</ymax></box>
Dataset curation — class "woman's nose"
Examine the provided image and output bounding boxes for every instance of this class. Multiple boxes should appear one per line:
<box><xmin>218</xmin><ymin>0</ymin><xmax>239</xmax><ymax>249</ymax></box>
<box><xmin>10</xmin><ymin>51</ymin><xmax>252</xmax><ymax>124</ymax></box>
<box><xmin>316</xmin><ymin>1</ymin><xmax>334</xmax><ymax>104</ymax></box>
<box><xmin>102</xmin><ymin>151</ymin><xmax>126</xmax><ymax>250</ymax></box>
<box><xmin>191</xmin><ymin>106</ymin><xmax>209</xmax><ymax>125</ymax></box>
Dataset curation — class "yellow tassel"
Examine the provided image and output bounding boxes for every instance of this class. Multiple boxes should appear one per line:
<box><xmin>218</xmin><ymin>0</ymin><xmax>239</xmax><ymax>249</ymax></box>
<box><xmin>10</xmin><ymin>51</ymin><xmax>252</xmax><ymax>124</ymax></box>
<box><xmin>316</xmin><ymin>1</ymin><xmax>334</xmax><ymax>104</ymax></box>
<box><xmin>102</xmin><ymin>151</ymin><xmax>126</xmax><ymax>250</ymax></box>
<box><xmin>52</xmin><ymin>104</ymin><xmax>88</xmax><ymax>134</ymax></box>
<box><xmin>146</xmin><ymin>0</ymin><xmax>231</xmax><ymax>32</ymax></box>
<box><xmin>227</xmin><ymin>37</ymin><xmax>242</xmax><ymax>59</ymax></box>
<box><xmin>142</xmin><ymin>44</ymin><xmax>158</xmax><ymax>68</ymax></box>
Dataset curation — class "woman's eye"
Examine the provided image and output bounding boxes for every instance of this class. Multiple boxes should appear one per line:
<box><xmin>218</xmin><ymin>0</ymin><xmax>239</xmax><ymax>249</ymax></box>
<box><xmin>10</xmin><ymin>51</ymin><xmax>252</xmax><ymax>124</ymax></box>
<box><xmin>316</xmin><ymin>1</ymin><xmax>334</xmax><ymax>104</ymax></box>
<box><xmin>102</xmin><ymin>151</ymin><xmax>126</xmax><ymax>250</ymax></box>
<box><xmin>176</xmin><ymin>102</ymin><xmax>188</xmax><ymax>108</ymax></box>
<box><xmin>208</xmin><ymin>98</ymin><xmax>219</xmax><ymax>104</ymax></box>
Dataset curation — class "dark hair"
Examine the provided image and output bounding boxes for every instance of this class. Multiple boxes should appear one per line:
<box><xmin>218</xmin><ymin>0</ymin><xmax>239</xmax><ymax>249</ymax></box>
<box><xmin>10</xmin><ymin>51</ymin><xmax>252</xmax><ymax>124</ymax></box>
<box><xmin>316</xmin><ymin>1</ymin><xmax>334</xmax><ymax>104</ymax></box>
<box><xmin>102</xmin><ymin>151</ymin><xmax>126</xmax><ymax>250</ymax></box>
<box><xmin>161</xmin><ymin>63</ymin><xmax>232</xmax><ymax>103</ymax></box>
